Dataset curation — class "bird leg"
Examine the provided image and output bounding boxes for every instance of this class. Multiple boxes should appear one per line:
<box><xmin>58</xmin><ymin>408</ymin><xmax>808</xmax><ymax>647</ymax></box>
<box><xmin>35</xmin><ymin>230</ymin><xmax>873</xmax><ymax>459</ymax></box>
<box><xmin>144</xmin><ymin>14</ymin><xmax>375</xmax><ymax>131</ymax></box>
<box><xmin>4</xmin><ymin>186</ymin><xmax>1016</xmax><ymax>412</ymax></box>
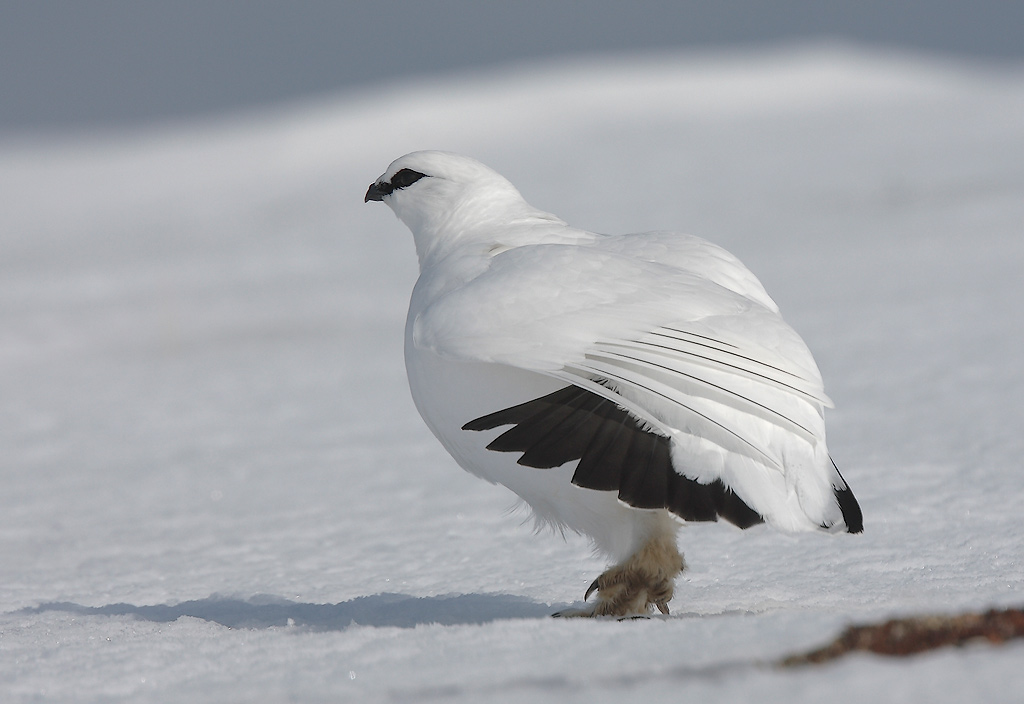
<box><xmin>557</xmin><ymin>529</ymin><xmax>686</xmax><ymax>618</ymax></box>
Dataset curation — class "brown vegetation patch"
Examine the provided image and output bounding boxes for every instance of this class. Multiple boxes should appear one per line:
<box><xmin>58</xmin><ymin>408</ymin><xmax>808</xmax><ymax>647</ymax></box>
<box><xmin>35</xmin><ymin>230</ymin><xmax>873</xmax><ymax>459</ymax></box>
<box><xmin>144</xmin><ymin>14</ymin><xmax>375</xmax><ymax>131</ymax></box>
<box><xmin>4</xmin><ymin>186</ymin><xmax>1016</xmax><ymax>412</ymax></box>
<box><xmin>780</xmin><ymin>607</ymin><xmax>1024</xmax><ymax>667</ymax></box>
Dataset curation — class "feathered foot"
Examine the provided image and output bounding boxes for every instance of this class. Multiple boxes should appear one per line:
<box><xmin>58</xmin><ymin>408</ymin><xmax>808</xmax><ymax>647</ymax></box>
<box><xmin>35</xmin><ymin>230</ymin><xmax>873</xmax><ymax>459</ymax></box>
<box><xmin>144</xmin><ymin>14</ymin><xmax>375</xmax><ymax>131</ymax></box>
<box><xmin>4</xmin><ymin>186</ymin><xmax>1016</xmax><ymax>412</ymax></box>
<box><xmin>554</xmin><ymin>532</ymin><xmax>685</xmax><ymax>618</ymax></box>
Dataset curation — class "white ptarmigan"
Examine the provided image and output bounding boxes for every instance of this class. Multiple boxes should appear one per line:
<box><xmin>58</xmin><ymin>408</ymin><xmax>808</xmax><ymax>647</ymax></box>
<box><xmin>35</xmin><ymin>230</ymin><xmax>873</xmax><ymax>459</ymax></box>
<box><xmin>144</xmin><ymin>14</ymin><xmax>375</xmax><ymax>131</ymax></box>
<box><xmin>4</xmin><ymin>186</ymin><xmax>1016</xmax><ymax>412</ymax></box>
<box><xmin>365</xmin><ymin>151</ymin><xmax>862</xmax><ymax>617</ymax></box>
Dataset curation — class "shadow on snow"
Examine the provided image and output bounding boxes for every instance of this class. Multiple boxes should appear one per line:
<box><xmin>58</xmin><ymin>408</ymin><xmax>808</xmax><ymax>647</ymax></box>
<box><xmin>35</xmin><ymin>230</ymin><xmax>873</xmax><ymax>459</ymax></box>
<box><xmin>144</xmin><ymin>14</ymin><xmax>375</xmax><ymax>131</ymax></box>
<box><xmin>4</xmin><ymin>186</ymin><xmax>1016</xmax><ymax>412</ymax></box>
<box><xmin>19</xmin><ymin>592</ymin><xmax>565</xmax><ymax>631</ymax></box>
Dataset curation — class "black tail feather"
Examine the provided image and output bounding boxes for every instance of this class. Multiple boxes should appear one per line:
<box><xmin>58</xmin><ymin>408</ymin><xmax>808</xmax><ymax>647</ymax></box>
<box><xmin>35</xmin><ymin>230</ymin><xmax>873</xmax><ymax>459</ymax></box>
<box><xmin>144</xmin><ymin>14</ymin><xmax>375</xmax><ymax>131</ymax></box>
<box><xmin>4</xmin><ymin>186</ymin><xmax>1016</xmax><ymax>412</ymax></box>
<box><xmin>831</xmin><ymin>458</ymin><xmax>864</xmax><ymax>534</ymax></box>
<box><xmin>463</xmin><ymin>385</ymin><xmax>766</xmax><ymax>529</ymax></box>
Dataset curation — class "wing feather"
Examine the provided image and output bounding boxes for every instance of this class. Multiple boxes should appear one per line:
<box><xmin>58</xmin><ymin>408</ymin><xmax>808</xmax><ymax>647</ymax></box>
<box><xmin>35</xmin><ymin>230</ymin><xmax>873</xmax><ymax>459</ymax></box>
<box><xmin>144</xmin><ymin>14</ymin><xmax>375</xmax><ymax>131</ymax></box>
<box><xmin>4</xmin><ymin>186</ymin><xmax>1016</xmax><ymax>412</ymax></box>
<box><xmin>415</xmin><ymin>237</ymin><xmax>849</xmax><ymax>530</ymax></box>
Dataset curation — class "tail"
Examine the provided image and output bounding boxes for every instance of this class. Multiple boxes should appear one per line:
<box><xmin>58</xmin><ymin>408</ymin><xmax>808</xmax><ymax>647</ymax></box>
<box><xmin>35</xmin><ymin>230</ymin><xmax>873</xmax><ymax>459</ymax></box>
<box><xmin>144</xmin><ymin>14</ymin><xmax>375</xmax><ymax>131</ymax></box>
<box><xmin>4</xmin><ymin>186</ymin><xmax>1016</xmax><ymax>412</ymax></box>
<box><xmin>831</xmin><ymin>457</ymin><xmax>863</xmax><ymax>533</ymax></box>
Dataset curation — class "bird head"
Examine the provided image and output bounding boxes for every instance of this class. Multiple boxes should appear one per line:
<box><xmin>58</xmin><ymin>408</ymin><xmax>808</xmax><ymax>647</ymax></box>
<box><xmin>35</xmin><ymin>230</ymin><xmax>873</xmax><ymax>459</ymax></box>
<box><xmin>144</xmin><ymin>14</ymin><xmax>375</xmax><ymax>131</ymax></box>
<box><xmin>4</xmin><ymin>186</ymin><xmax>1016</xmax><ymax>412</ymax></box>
<box><xmin>364</xmin><ymin>151</ymin><xmax>556</xmax><ymax>265</ymax></box>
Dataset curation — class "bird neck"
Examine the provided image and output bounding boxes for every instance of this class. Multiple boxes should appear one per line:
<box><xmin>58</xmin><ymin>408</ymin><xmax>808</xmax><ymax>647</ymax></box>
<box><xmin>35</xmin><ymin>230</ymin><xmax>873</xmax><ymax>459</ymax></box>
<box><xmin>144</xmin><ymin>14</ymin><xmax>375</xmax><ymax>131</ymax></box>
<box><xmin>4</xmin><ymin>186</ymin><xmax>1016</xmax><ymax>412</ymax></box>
<box><xmin>411</xmin><ymin>203</ymin><xmax>568</xmax><ymax>270</ymax></box>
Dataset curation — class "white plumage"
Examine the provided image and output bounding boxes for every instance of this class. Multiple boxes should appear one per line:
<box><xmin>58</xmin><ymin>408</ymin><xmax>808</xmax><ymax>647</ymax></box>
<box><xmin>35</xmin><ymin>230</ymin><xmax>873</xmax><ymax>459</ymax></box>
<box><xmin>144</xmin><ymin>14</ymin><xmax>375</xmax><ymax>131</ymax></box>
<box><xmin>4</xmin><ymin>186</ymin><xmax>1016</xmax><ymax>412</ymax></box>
<box><xmin>365</xmin><ymin>150</ymin><xmax>861</xmax><ymax>617</ymax></box>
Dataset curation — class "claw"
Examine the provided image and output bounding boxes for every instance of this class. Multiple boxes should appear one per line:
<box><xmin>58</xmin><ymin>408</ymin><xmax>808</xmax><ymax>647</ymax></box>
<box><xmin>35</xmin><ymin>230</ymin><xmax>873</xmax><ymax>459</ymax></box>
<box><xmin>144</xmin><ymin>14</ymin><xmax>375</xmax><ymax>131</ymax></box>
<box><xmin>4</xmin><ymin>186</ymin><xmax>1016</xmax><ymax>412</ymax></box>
<box><xmin>656</xmin><ymin>602</ymin><xmax>670</xmax><ymax>616</ymax></box>
<box><xmin>584</xmin><ymin>577</ymin><xmax>601</xmax><ymax>601</ymax></box>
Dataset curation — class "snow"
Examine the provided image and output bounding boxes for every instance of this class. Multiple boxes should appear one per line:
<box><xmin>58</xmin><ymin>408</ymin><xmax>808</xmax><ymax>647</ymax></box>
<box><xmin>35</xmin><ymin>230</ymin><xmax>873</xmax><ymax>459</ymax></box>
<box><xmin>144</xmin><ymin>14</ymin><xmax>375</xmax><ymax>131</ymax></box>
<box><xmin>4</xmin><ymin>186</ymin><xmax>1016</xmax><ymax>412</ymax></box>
<box><xmin>2</xmin><ymin>45</ymin><xmax>1023</xmax><ymax>702</ymax></box>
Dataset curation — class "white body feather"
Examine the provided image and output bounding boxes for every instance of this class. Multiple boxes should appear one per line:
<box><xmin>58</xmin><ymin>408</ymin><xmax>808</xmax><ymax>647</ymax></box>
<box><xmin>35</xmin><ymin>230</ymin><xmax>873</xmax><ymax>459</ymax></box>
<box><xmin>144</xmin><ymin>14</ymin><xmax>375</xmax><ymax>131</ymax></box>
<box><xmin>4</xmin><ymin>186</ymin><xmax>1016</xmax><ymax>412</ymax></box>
<box><xmin>371</xmin><ymin>151</ymin><xmax>854</xmax><ymax>561</ymax></box>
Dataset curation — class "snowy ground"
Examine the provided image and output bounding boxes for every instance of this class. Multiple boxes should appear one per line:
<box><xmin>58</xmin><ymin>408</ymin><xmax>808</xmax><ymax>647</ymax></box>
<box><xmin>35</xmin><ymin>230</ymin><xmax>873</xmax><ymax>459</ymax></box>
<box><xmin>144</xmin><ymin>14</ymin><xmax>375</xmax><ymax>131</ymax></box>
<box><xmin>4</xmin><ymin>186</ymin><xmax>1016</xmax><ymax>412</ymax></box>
<box><xmin>2</xmin><ymin>45</ymin><xmax>1023</xmax><ymax>702</ymax></box>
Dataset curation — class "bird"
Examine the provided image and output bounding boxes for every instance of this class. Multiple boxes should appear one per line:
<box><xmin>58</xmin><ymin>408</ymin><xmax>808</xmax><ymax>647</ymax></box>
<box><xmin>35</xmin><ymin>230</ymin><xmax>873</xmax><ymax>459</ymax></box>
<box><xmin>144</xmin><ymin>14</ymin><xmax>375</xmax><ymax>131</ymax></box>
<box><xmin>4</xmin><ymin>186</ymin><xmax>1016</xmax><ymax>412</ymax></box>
<box><xmin>364</xmin><ymin>150</ymin><xmax>862</xmax><ymax>618</ymax></box>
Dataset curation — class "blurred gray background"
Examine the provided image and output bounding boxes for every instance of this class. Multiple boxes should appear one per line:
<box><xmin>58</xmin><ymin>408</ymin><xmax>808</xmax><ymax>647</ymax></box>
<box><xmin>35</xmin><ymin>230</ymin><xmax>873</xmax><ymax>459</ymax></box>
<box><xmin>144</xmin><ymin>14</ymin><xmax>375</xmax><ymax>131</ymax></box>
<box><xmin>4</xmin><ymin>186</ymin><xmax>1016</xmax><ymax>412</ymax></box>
<box><xmin>3</xmin><ymin>0</ymin><xmax>1022</xmax><ymax>136</ymax></box>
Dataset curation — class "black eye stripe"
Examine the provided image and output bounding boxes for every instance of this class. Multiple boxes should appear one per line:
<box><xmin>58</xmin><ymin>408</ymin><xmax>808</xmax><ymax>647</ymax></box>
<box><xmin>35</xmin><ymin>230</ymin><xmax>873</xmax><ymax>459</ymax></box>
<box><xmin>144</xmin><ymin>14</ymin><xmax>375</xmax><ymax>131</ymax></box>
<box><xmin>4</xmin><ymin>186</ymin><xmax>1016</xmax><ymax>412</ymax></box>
<box><xmin>389</xmin><ymin>168</ymin><xmax>427</xmax><ymax>191</ymax></box>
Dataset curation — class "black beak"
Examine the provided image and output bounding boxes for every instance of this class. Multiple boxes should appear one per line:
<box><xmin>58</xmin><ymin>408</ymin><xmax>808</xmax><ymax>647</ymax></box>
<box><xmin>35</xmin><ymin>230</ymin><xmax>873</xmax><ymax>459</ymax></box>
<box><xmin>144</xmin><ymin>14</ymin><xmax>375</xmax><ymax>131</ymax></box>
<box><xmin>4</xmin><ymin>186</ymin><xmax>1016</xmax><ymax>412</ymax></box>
<box><xmin>364</xmin><ymin>182</ymin><xmax>386</xmax><ymax>202</ymax></box>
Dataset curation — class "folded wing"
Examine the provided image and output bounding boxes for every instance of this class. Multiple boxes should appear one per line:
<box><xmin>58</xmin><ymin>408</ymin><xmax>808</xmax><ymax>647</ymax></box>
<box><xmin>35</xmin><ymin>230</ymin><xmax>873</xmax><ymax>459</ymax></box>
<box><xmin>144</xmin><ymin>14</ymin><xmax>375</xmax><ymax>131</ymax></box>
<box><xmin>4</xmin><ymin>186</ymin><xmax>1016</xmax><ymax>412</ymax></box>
<box><xmin>416</xmin><ymin>236</ymin><xmax>861</xmax><ymax>532</ymax></box>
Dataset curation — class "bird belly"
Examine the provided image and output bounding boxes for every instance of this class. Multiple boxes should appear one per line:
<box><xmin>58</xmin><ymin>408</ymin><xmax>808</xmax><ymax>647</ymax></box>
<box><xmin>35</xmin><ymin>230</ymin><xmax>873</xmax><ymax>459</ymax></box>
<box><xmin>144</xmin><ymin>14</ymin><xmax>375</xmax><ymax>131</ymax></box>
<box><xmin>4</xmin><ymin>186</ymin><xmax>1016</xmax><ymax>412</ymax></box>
<box><xmin>405</xmin><ymin>348</ymin><xmax>657</xmax><ymax>560</ymax></box>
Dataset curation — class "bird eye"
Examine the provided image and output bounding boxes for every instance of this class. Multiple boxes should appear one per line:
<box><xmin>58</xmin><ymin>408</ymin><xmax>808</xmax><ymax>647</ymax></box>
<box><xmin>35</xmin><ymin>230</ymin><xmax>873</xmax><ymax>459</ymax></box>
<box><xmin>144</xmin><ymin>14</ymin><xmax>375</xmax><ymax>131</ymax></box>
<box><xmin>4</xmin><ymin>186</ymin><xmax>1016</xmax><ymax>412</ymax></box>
<box><xmin>390</xmin><ymin>168</ymin><xmax>427</xmax><ymax>190</ymax></box>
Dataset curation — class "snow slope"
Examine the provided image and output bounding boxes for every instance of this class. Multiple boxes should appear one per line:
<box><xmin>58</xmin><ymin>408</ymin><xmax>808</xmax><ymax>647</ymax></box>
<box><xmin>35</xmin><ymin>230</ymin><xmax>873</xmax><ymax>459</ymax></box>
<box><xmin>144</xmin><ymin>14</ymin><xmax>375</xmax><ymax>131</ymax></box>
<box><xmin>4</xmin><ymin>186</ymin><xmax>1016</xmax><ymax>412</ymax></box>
<box><xmin>1</xmin><ymin>46</ymin><xmax>1023</xmax><ymax>702</ymax></box>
